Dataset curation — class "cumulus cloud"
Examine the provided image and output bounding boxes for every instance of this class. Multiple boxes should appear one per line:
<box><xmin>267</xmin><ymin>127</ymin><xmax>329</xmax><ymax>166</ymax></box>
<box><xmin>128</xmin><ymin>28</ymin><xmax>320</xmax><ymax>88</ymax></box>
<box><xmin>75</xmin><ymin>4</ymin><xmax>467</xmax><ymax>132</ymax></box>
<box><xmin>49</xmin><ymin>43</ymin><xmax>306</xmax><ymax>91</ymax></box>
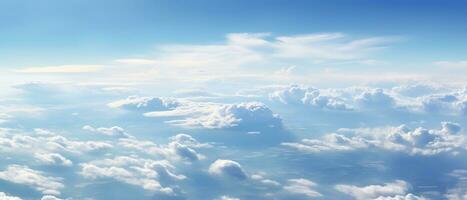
<box><xmin>34</xmin><ymin>152</ymin><xmax>72</xmax><ymax>166</ymax></box>
<box><xmin>118</xmin><ymin>133</ymin><xmax>208</xmax><ymax>162</ymax></box>
<box><xmin>354</xmin><ymin>88</ymin><xmax>396</xmax><ymax>110</ymax></box>
<box><xmin>108</xmin><ymin>96</ymin><xmax>180</xmax><ymax>112</ymax></box>
<box><xmin>283</xmin><ymin>178</ymin><xmax>321</xmax><ymax>198</ymax></box>
<box><xmin>282</xmin><ymin>122</ymin><xmax>466</xmax><ymax>156</ymax></box>
<box><xmin>40</xmin><ymin>195</ymin><xmax>63</xmax><ymax>200</ymax></box>
<box><xmin>269</xmin><ymin>85</ymin><xmax>351</xmax><ymax>110</ymax></box>
<box><xmin>262</xmin><ymin>84</ymin><xmax>467</xmax><ymax>116</ymax></box>
<box><xmin>250</xmin><ymin>174</ymin><xmax>281</xmax><ymax>188</ymax></box>
<box><xmin>82</xmin><ymin>125</ymin><xmax>132</xmax><ymax>138</ymax></box>
<box><xmin>80</xmin><ymin>156</ymin><xmax>185</xmax><ymax>194</ymax></box>
<box><xmin>0</xmin><ymin>192</ymin><xmax>22</xmax><ymax>200</ymax></box>
<box><xmin>145</xmin><ymin>101</ymin><xmax>283</xmax><ymax>130</ymax></box>
<box><xmin>445</xmin><ymin>169</ymin><xmax>467</xmax><ymax>200</ymax></box>
<box><xmin>335</xmin><ymin>180</ymin><xmax>415</xmax><ymax>200</ymax></box>
<box><xmin>374</xmin><ymin>194</ymin><xmax>427</xmax><ymax>200</ymax></box>
<box><xmin>208</xmin><ymin>159</ymin><xmax>247</xmax><ymax>180</ymax></box>
<box><xmin>0</xmin><ymin>165</ymin><xmax>64</xmax><ymax>195</ymax></box>
<box><xmin>391</xmin><ymin>83</ymin><xmax>446</xmax><ymax>97</ymax></box>
<box><xmin>0</xmin><ymin>128</ymin><xmax>112</xmax><ymax>155</ymax></box>
<box><xmin>216</xmin><ymin>196</ymin><xmax>240</xmax><ymax>200</ymax></box>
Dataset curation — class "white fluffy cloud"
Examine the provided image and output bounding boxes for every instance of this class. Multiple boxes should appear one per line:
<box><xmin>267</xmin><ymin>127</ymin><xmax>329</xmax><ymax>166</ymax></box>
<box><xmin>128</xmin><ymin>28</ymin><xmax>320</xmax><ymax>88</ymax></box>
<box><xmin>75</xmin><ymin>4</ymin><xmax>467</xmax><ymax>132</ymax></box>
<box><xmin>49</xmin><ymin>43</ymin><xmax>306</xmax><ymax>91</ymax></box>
<box><xmin>0</xmin><ymin>128</ymin><xmax>112</xmax><ymax>155</ymax></box>
<box><xmin>216</xmin><ymin>195</ymin><xmax>240</xmax><ymax>200</ymax></box>
<box><xmin>445</xmin><ymin>169</ymin><xmax>467</xmax><ymax>200</ymax></box>
<box><xmin>354</xmin><ymin>88</ymin><xmax>396</xmax><ymax>110</ymax></box>
<box><xmin>374</xmin><ymin>194</ymin><xmax>427</xmax><ymax>200</ymax></box>
<box><xmin>80</xmin><ymin>156</ymin><xmax>185</xmax><ymax>194</ymax></box>
<box><xmin>118</xmin><ymin>133</ymin><xmax>208</xmax><ymax>162</ymax></box>
<box><xmin>269</xmin><ymin>85</ymin><xmax>351</xmax><ymax>110</ymax></box>
<box><xmin>34</xmin><ymin>153</ymin><xmax>72</xmax><ymax>166</ymax></box>
<box><xmin>208</xmin><ymin>159</ymin><xmax>247</xmax><ymax>180</ymax></box>
<box><xmin>145</xmin><ymin>101</ymin><xmax>283</xmax><ymax>130</ymax></box>
<box><xmin>82</xmin><ymin>125</ymin><xmax>132</xmax><ymax>138</ymax></box>
<box><xmin>283</xmin><ymin>178</ymin><xmax>322</xmax><ymax>198</ymax></box>
<box><xmin>335</xmin><ymin>180</ymin><xmax>422</xmax><ymax>200</ymax></box>
<box><xmin>282</xmin><ymin>122</ymin><xmax>466</xmax><ymax>156</ymax></box>
<box><xmin>0</xmin><ymin>165</ymin><xmax>64</xmax><ymax>195</ymax></box>
<box><xmin>0</xmin><ymin>192</ymin><xmax>22</xmax><ymax>200</ymax></box>
<box><xmin>108</xmin><ymin>96</ymin><xmax>180</xmax><ymax>112</ymax></box>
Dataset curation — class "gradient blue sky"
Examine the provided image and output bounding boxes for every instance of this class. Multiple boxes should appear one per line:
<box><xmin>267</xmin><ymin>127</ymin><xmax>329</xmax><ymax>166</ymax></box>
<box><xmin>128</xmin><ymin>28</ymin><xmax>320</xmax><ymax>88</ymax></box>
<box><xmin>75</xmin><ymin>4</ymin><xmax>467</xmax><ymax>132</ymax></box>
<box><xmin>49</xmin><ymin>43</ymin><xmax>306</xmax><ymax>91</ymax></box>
<box><xmin>1</xmin><ymin>0</ymin><xmax>467</xmax><ymax>67</ymax></box>
<box><xmin>0</xmin><ymin>1</ymin><xmax>467</xmax><ymax>200</ymax></box>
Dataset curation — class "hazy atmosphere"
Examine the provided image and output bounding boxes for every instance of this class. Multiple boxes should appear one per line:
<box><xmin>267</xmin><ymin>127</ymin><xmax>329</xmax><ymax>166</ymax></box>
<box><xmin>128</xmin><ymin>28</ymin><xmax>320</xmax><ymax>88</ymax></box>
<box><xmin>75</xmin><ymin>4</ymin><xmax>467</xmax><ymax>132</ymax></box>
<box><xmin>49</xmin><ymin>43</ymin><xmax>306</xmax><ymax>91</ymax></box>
<box><xmin>0</xmin><ymin>1</ymin><xmax>466</xmax><ymax>199</ymax></box>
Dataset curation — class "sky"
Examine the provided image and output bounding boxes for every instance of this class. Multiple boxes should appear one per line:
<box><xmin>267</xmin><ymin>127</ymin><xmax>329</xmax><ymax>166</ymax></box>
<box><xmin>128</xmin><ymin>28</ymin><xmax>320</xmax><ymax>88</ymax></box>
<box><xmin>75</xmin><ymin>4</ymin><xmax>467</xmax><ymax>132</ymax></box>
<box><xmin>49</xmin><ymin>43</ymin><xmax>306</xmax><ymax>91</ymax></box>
<box><xmin>0</xmin><ymin>1</ymin><xmax>467</xmax><ymax>200</ymax></box>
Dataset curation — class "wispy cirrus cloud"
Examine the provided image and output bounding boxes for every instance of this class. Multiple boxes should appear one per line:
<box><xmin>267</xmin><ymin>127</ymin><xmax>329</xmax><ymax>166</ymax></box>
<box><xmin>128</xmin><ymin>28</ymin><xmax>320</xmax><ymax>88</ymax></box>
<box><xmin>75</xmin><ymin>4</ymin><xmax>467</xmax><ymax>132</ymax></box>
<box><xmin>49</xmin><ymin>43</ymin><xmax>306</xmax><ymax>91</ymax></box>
<box><xmin>14</xmin><ymin>65</ymin><xmax>103</xmax><ymax>73</ymax></box>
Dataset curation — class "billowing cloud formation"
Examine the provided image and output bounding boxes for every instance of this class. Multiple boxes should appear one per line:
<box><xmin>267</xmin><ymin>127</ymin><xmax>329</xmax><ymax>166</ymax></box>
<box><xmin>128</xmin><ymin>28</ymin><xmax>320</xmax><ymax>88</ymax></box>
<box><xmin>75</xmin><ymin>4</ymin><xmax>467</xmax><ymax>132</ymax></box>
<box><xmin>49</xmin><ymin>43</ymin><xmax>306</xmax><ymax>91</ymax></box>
<box><xmin>335</xmin><ymin>180</ymin><xmax>425</xmax><ymax>200</ymax></box>
<box><xmin>264</xmin><ymin>84</ymin><xmax>467</xmax><ymax>117</ymax></box>
<box><xmin>118</xmin><ymin>133</ymin><xmax>208</xmax><ymax>162</ymax></box>
<box><xmin>108</xmin><ymin>96</ymin><xmax>180</xmax><ymax>112</ymax></box>
<box><xmin>283</xmin><ymin>178</ymin><xmax>322</xmax><ymax>198</ymax></box>
<box><xmin>354</xmin><ymin>88</ymin><xmax>396</xmax><ymax>110</ymax></box>
<box><xmin>282</xmin><ymin>122</ymin><xmax>466</xmax><ymax>155</ymax></box>
<box><xmin>0</xmin><ymin>165</ymin><xmax>64</xmax><ymax>195</ymax></box>
<box><xmin>269</xmin><ymin>85</ymin><xmax>351</xmax><ymax>110</ymax></box>
<box><xmin>216</xmin><ymin>195</ymin><xmax>240</xmax><ymax>200</ymax></box>
<box><xmin>80</xmin><ymin>156</ymin><xmax>185</xmax><ymax>194</ymax></box>
<box><xmin>34</xmin><ymin>152</ymin><xmax>72</xmax><ymax>166</ymax></box>
<box><xmin>209</xmin><ymin>159</ymin><xmax>247</xmax><ymax>180</ymax></box>
<box><xmin>0</xmin><ymin>192</ymin><xmax>22</xmax><ymax>200</ymax></box>
<box><xmin>445</xmin><ymin>169</ymin><xmax>467</xmax><ymax>200</ymax></box>
<box><xmin>40</xmin><ymin>195</ymin><xmax>63</xmax><ymax>200</ymax></box>
<box><xmin>82</xmin><ymin>125</ymin><xmax>132</xmax><ymax>138</ymax></box>
<box><xmin>0</xmin><ymin>128</ymin><xmax>112</xmax><ymax>155</ymax></box>
<box><xmin>145</xmin><ymin>101</ymin><xmax>283</xmax><ymax>130</ymax></box>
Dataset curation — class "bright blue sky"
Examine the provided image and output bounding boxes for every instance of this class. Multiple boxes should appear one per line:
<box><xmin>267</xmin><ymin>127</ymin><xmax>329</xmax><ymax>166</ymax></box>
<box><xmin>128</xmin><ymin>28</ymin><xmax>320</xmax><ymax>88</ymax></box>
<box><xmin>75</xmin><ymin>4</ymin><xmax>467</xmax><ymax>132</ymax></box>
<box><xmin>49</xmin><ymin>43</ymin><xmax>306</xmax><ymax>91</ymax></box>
<box><xmin>1</xmin><ymin>1</ymin><xmax>467</xmax><ymax>200</ymax></box>
<box><xmin>1</xmin><ymin>0</ymin><xmax>467</xmax><ymax>67</ymax></box>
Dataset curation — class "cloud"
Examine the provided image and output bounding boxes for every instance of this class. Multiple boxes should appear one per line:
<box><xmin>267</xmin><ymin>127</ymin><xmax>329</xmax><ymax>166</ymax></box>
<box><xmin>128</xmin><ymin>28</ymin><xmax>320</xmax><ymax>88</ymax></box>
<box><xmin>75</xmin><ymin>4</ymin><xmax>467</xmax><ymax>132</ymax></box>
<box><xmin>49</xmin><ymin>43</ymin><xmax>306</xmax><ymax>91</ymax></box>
<box><xmin>269</xmin><ymin>84</ymin><xmax>315</xmax><ymax>105</ymax></box>
<box><xmin>445</xmin><ymin>169</ymin><xmax>467</xmax><ymax>200</ymax></box>
<box><xmin>0</xmin><ymin>192</ymin><xmax>22</xmax><ymax>200</ymax></box>
<box><xmin>391</xmin><ymin>83</ymin><xmax>446</xmax><ymax>97</ymax></box>
<box><xmin>114</xmin><ymin>59</ymin><xmax>158</xmax><ymax>65</ymax></box>
<box><xmin>14</xmin><ymin>65</ymin><xmax>102</xmax><ymax>73</ymax></box>
<box><xmin>145</xmin><ymin>101</ymin><xmax>283</xmax><ymax>130</ymax></box>
<box><xmin>250</xmin><ymin>174</ymin><xmax>281</xmax><ymax>188</ymax></box>
<box><xmin>0</xmin><ymin>128</ymin><xmax>112</xmax><ymax>155</ymax></box>
<box><xmin>260</xmin><ymin>84</ymin><xmax>467</xmax><ymax>115</ymax></box>
<box><xmin>80</xmin><ymin>156</ymin><xmax>185</xmax><ymax>195</ymax></box>
<box><xmin>40</xmin><ymin>196</ymin><xmax>63</xmax><ymax>200</ymax></box>
<box><xmin>354</xmin><ymin>88</ymin><xmax>396</xmax><ymax>110</ymax></box>
<box><xmin>283</xmin><ymin>178</ymin><xmax>321</xmax><ymax>198</ymax></box>
<box><xmin>434</xmin><ymin>61</ymin><xmax>467</xmax><ymax>69</ymax></box>
<box><xmin>118</xmin><ymin>134</ymin><xmax>208</xmax><ymax>162</ymax></box>
<box><xmin>208</xmin><ymin>159</ymin><xmax>247</xmax><ymax>180</ymax></box>
<box><xmin>273</xmin><ymin>33</ymin><xmax>396</xmax><ymax>61</ymax></box>
<box><xmin>82</xmin><ymin>125</ymin><xmax>133</xmax><ymax>138</ymax></box>
<box><xmin>374</xmin><ymin>194</ymin><xmax>426</xmax><ymax>200</ymax></box>
<box><xmin>282</xmin><ymin>122</ymin><xmax>466</xmax><ymax>155</ymax></box>
<box><xmin>335</xmin><ymin>180</ymin><xmax>415</xmax><ymax>200</ymax></box>
<box><xmin>0</xmin><ymin>165</ymin><xmax>64</xmax><ymax>195</ymax></box>
<box><xmin>269</xmin><ymin>85</ymin><xmax>370</xmax><ymax>111</ymax></box>
<box><xmin>34</xmin><ymin>153</ymin><xmax>73</xmax><ymax>167</ymax></box>
<box><xmin>98</xmin><ymin>32</ymin><xmax>402</xmax><ymax>86</ymax></box>
<box><xmin>0</xmin><ymin>113</ymin><xmax>11</xmax><ymax>124</ymax></box>
<box><xmin>216</xmin><ymin>196</ymin><xmax>240</xmax><ymax>200</ymax></box>
<box><xmin>416</xmin><ymin>90</ymin><xmax>467</xmax><ymax>115</ymax></box>
<box><xmin>108</xmin><ymin>96</ymin><xmax>180</xmax><ymax>112</ymax></box>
